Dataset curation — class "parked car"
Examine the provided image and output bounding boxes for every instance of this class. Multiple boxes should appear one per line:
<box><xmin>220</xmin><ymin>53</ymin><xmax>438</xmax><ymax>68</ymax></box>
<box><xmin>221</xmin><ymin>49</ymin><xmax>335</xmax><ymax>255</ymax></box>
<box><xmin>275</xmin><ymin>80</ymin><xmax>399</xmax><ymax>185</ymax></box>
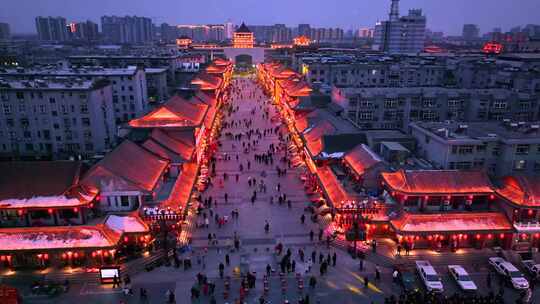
<box><xmin>488</xmin><ymin>257</ymin><xmax>529</xmax><ymax>290</ymax></box>
<box><xmin>448</xmin><ymin>265</ymin><xmax>477</xmax><ymax>292</ymax></box>
<box><xmin>398</xmin><ymin>268</ymin><xmax>421</xmax><ymax>292</ymax></box>
<box><xmin>415</xmin><ymin>260</ymin><xmax>444</xmax><ymax>293</ymax></box>
<box><xmin>518</xmin><ymin>252</ymin><xmax>540</xmax><ymax>278</ymax></box>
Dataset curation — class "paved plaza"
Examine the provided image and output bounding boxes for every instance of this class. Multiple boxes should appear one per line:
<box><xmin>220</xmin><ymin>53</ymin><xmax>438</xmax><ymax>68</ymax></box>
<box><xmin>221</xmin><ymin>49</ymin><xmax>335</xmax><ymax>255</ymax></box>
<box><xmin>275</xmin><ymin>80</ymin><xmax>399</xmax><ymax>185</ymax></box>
<box><xmin>17</xmin><ymin>76</ymin><xmax>540</xmax><ymax>304</ymax></box>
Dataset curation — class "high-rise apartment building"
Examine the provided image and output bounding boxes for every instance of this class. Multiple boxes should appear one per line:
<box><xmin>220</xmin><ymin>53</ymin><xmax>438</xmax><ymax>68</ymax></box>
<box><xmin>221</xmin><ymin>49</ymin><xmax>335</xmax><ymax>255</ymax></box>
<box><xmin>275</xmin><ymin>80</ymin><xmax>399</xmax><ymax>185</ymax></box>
<box><xmin>225</xmin><ymin>21</ymin><xmax>234</xmax><ymax>40</ymax></box>
<box><xmin>0</xmin><ymin>78</ymin><xmax>115</xmax><ymax>159</ymax></box>
<box><xmin>67</xmin><ymin>20</ymin><xmax>99</xmax><ymax>41</ymax></box>
<box><xmin>0</xmin><ymin>22</ymin><xmax>10</xmax><ymax>40</ymax></box>
<box><xmin>462</xmin><ymin>24</ymin><xmax>480</xmax><ymax>41</ymax></box>
<box><xmin>272</xmin><ymin>24</ymin><xmax>292</xmax><ymax>43</ymax></box>
<box><xmin>298</xmin><ymin>24</ymin><xmax>311</xmax><ymax>38</ymax></box>
<box><xmin>101</xmin><ymin>16</ymin><xmax>153</xmax><ymax>44</ymax></box>
<box><xmin>35</xmin><ymin>16</ymin><xmax>68</xmax><ymax>41</ymax></box>
<box><xmin>373</xmin><ymin>0</ymin><xmax>426</xmax><ymax>53</ymax></box>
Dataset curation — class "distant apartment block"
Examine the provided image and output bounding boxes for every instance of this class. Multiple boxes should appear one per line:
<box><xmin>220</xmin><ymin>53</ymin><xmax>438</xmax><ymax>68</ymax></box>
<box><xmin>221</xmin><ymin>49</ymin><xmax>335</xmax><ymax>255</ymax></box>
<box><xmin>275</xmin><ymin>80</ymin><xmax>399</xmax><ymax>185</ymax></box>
<box><xmin>410</xmin><ymin>121</ymin><xmax>540</xmax><ymax>177</ymax></box>
<box><xmin>0</xmin><ymin>22</ymin><xmax>10</xmax><ymax>40</ymax></box>
<box><xmin>0</xmin><ymin>66</ymin><xmax>149</xmax><ymax>124</ymax></box>
<box><xmin>0</xmin><ymin>78</ymin><xmax>115</xmax><ymax>160</ymax></box>
<box><xmin>101</xmin><ymin>16</ymin><xmax>153</xmax><ymax>44</ymax></box>
<box><xmin>334</xmin><ymin>87</ymin><xmax>540</xmax><ymax>129</ymax></box>
<box><xmin>35</xmin><ymin>16</ymin><xmax>68</xmax><ymax>41</ymax></box>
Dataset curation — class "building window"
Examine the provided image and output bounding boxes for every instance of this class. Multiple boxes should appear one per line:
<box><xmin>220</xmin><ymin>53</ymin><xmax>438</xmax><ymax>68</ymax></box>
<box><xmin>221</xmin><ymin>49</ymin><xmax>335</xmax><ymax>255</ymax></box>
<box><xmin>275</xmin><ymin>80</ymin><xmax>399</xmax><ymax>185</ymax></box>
<box><xmin>80</xmin><ymin>104</ymin><xmax>88</xmax><ymax>114</ymax></box>
<box><xmin>16</xmin><ymin>92</ymin><xmax>24</xmax><ymax>99</ymax></box>
<box><xmin>3</xmin><ymin>104</ymin><xmax>12</xmax><ymax>114</ymax></box>
<box><xmin>120</xmin><ymin>196</ymin><xmax>130</xmax><ymax>207</ymax></box>
<box><xmin>516</xmin><ymin>144</ymin><xmax>530</xmax><ymax>155</ymax></box>
<box><xmin>458</xmin><ymin>145</ymin><xmax>474</xmax><ymax>154</ymax></box>
<box><xmin>358</xmin><ymin>112</ymin><xmax>373</xmax><ymax>121</ymax></box>
<box><xmin>493</xmin><ymin>100</ymin><xmax>507</xmax><ymax>109</ymax></box>
<box><xmin>514</xmin><ymin>160</ymin><xmax>527</xmax><ymax>170</ymax></box>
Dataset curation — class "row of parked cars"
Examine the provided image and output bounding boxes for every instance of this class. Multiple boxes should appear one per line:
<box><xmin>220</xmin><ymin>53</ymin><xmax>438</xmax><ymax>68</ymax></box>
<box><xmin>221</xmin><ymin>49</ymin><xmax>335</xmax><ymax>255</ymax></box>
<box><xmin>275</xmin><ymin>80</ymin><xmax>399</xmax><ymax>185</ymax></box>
<box><xmin>409</xmin><ymin>256</ymin><xmax>540</xmax><ymax>294</ymax></box>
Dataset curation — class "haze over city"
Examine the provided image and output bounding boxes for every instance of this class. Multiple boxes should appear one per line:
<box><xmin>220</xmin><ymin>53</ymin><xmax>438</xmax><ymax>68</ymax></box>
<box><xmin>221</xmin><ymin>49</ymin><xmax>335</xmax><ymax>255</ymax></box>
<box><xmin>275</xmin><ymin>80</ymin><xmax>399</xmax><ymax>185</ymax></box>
<box><xmin>1</xmin><ymin>0</ymin><xmax>539</xmax><ymax>35</ymax></box>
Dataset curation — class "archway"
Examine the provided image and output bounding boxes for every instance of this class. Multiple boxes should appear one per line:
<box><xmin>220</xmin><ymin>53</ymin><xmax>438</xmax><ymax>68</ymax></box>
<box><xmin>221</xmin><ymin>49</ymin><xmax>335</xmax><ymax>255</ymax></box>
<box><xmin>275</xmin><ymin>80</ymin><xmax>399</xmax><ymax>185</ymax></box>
<box><xmin>235</xmin><ymin>54</ymin><xmax>253</xmax><ymax>72</ymax></box>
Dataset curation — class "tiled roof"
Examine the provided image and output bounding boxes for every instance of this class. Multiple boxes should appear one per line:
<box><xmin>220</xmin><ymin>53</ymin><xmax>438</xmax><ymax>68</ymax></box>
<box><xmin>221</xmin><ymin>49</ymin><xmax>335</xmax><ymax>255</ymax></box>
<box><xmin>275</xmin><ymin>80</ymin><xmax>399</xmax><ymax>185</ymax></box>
<box><xmin>0</xmin><ymin>161</ymin><xmax>82</xmax><ymax>200</ymax></box>
<box><xmin>382</xmin><ymin>169</ymin><xmax>494</xmax><ymax>195</ymax></box>
<box><xmin>191</xmin><ymin>73</ymin><xmax>223</xmax><ymax>90</ymax></box>
<box><xmin>344</xmin><ymin>144</ymin><xmax>384</xmax><ymax>176</ymax></box>
<box><xmin>129</xmin><ymin>95</ymin><xmax>208</xmax><ymax>128</ymax></box>
<box><xmin>0</xmin><ymin>224</ymin><xmax>121</xmax><ymax>252</ymax></box>
<box><xmin>316</xmin><ymin>166</ymin><xmax>356</xmax><ymax>207</ymax></box>
<box><xmin>391</xmin><ymin>212</ymin><xmax>513</xmax><ymax>234</ymax></box>
<box><xmin>161</xmin><ymin>163</ymin><xmax>198</xmax><ymax>210</ymax></box>
<box><xmin>142</xmin><ymin>129</ymin><xmax>195</xmax><ymax>162</ymax></box>
<box><xmin>303</xmin><ymin>121</ymin><xmax>337</xmax><ymax>157</ymax></box>
<box><xmin>496</xmin><ymin>175</ymin><xmax>540</xmax><ymax>207</ymax></box>
<box><xmin>82</xmin><ymin>140</ymin><xmax>169</xmax><ymax>193</ymax></box>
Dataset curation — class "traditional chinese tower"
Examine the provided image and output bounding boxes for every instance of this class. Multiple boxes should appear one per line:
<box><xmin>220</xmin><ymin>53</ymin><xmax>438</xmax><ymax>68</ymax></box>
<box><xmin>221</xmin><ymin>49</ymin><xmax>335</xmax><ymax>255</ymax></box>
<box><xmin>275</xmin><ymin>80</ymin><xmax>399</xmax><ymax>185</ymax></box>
<box><xmin>233</xmin><ymin>22</ymin><xmax>254</xmax><ymax>48</ymax></box>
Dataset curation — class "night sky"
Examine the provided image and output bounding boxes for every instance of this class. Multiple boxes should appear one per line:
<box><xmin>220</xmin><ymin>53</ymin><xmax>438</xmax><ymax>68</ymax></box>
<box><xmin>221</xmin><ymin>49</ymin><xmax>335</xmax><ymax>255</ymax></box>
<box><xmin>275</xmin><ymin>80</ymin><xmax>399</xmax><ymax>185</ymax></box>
<box><xmin>1</xmin><ymin>0</ymin><xmax>538</xmax><ymax>35</ymax></box>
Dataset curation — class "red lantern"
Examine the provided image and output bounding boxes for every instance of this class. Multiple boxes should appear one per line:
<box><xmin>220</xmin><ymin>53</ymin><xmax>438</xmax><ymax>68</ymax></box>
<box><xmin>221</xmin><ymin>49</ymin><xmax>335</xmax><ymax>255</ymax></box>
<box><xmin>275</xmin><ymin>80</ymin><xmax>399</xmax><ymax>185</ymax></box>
<box><xmin>499</xmin><ymin>233</ymin><xmax>505</xmax><ymax>239</ymax></box>
<box><xmin>61</xmin><ymin>253</ymin><xmax>67</xmax><ymax>259</ymax></box>
<box><xmin>528</xmin><ymin>210</ymin><xmax>533</xmax><ymax>216</ymax></box>
<box><xmin>47</xmin><ymin>208</ymin><xmax>53</xmax><ymax>214</ymax></box>
<box><xmin>476</xmin><ymin>234</ymin><xmax>481</xmax><ymax>240</ymax></box>
<box><xmin>489</xmin><ymin>194</ymin><xmax>495</xmax><ymax>200</ymax></box>
<box><xmin>44</xmin><ymin>254</ymin><xmax>49</xmax><ymax>260</ymax></box>
<box><xmin>463</xmin><ymin>235</ymin><xmax>468</xmax><ymax>240</ymax></box>
<box><xmin>17</xmin><ymin>209</ymin><xmax>23</xmax><ymax>216</ymax></box>
<box><xmin>91</xmin><ymin>252</ymin><xmax>96</xmax><ymax>258</ymax></box>
<box><xmin>124</xmin><ymin>236</ymin><xmax>129</xmax><ymax>242</ymax></box>
<box><xmin>73</xmin><ymin>207</ymin><xmax>79</xmax><ymax>213</ymax></box>
<box><xmin>427</xmin><ymin>236</ymin><xmax>433</xmax><ymax>241</ymax></box>
<box><xmin>0</xmin><ymin>256</ymin><xmax>5</xmax><ymax>262</ymax></box>
<box><xmin>487</xmin><ymin>234</ymin><xmax>493</xmax><ymax>239</ymax></box>
<box><xmin>73</xmin><ymin>252</ymin><xmax>79</xmax><ymax>258</ymax></box>
<box><xmin>468</xmin><ymin>195</ymin><xmax>474</xmax><ymax>200</ymax></box>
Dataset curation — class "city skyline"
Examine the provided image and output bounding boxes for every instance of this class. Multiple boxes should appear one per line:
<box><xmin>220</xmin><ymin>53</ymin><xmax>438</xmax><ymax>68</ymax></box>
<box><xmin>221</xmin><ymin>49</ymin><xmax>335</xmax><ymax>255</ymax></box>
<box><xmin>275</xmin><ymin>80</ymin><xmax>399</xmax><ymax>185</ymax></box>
<box><xmin>1</xmin><ymin>0</ymin><xmax>539</xmax><ymax>35</ymax></box>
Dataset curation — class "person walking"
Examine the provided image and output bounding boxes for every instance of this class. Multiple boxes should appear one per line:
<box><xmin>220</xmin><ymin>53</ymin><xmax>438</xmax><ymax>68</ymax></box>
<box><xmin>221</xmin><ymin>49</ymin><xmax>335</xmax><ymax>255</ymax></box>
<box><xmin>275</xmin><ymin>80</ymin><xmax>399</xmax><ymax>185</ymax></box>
<box><xmin>332</xmin><ymin>252</ymin><xmax>337</xmax><ymax>267</ymax></box>
<box><xmin>264</xmin><ymin>220</ymin><xmax>270</xmax><ymax>233</ymax></box>
<box><xmin>219</xmin><ymin>263</ymin><xmax>225</xmax><ymax>278</ymax></box>
<box><xmin>225</xmin><ymin>254</ymin><xmax>230</xmax><ymax>266</ymax></box>
<box><xmin>364</xmin><ymin>276</ymin><xmax>369</xmax><ymax>288</ymax></box>
<box><xmin>310</xmin><ymin>230</ymin><xmax>314</xmax><ymax>242</ymax></box>
<box><xmin>375</xmin><ymin>266</ymin><xmax>381</xmax><ymax>281</ymax></box>
<box><xmin>300</xmin><ymin>214</ymin><xmax>305</xmax><ymax>224</ymax></box>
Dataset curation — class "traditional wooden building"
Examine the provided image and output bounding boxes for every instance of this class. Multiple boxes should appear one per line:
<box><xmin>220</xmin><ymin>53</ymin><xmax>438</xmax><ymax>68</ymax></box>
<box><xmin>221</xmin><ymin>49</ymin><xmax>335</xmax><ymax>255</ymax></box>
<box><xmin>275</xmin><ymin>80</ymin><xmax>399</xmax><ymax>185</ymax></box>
<box><xmin>382</xmin><ymin>170</ymin><xmax>513</xmax><ymax>249</ymax></box>
<box><xmin>81</xmin><ymin>140</ymin><xmax>169</xmax><ymax>212</ymax></box>
<box><xmin>0</xmin><ymin>161</ymin><xmax>98</xmax><ymax>228</ymax></box>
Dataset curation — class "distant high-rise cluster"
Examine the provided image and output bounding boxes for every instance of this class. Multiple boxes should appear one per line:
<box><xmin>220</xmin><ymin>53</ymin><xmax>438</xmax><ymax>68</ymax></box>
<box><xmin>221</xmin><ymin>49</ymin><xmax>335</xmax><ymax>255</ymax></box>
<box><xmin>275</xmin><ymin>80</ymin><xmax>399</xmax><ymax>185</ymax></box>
<box><xmin>0</xmin><ymin>22</ymin><xmax>11</xmax><ymax>40</ymax></box>
<box><xmin>101</xmin><ymin>15</ymin><xmax>153</xmax><ymax>44</ymax></box>
<box><xmin>67</xmin><ymin>20</ymin><xmax>99</xmax><ymax>41</ymax></box>
<box><xmin>35</xmin><ymin>16</ymin><xmax>68</xmax><ymax>41</ymax></box>
<box><xmin>373</xmin><ymin>0</ymin><xmax>427</xmax><ymax>53</ymax></box>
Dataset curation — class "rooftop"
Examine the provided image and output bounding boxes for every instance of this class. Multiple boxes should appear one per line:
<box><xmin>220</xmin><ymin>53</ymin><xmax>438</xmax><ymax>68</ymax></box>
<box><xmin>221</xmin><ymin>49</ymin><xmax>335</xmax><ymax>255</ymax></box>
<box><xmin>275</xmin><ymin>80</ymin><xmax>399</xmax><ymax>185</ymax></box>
<box><xmin>382</xmin><ymin>169</ymin><xmax>494</xmax><ymax>195</ymax></box>
<box><xmin>391</xmin><ymin>212</ymin><xmax>513</xmax><ymax>234</ymax></box>
<box><xmin>412</xmin><ymin>121</ymin><xmax>540</xmax><ymax>143</ymax></box>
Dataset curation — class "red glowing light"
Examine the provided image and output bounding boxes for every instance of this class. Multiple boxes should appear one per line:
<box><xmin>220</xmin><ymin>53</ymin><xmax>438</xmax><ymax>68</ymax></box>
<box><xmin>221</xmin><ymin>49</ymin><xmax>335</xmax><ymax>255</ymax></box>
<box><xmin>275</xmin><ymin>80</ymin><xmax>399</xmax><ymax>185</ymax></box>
<box><xmin>482</xmin><ymin>42</ymin><xmax>503</xmax><ymax>54</ymax></box>
<box><xmin>487</xmin><ymin>234</ymin><xmax>493</xmax><ymax>239</ymax></box>
<box><xmin>499</xmin><ymin>233</ymin><xmax>505</xmax><ymax>239</ymax></box>
<box><xmin>47</xmin><ymin>208</ymin><xmax>53</xmax><ymax>214</ymax></box>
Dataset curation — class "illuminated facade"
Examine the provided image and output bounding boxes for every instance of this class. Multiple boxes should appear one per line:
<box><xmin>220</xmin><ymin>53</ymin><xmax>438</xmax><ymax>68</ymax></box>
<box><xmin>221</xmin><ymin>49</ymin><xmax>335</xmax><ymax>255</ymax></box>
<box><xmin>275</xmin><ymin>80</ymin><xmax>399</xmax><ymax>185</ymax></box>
<box><xmin>293</xmin><ymin>35</ymin><xmax>311</xmax><ymax>47</ymax></box>
<box><xmin>176</xmin><ymin>35</ymin><xmax>193</xmax><ymax>48</ymax></box>
<box><xmin>233</xmin><ymin>22</ymin><xmax>254</xmax><ymax>48</ymax></box>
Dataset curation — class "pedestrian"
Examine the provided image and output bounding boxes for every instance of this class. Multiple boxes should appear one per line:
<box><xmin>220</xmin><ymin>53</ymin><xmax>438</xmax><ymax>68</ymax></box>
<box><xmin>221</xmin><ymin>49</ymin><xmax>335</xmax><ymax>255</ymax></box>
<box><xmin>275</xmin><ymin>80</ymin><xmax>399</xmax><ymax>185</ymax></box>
<box><xmin>225</xmin><ymin>254</ymin><xmax>230</xmax><ymax>266</ymax></box>
<box><xmin>112</xmin><ymin>274</ymin><xmax>120</xmax><ymax>288</ymax></box>
<box><xmin>364</xmin><ymin>276</ymin><xmax>369</xmax><ymax>288</ymax></box>
<box><xmin>311</xmin><ymin>250</ymin><xmax>316</xmax><ymax>263</ymax></box>
<box><xmin>219</xmin><ymin>262</ymin><xmax>224</xmax><ymax>278</ymax></box>
<box><xmin>264</xmin><ymin>220</ymin><xmax>270</xmax><ymax>233</ymax></box>
<box><xmin>375</xmin><ymin>265</ymin><xmax>381</xmax><ymax>281</ymax></box>
<box><xmin>310</xmin><ymin>230</ymin><xmax>314</xmax><ymax>242</ymax></box>
<box><xmin>301</xmin><ymin>214</ymin><xmax>305</xmax><ymax>224</ymax></box>
<box><xmin>292</xmin><ymin>260</ymin><xmax>296</xmax><ymax>273</ymax></box>
<box><xmin>359</xmin><ymin>258</ymin><xmax>364</xmax><ymax>271</ymax></box>
<box><xmin>332</xmin><ymin>252</ymin><xmax>337</xmax><ymax>267</ymax></box>
<box><xmin>396</xmin><ymin>244</ymin><xmax>402</xmax><ymax>256</ymax></box>
<box><xmin>318</xmin><ymin>229</ymin><xmax>323</xmax><ymax>242</ymax></box>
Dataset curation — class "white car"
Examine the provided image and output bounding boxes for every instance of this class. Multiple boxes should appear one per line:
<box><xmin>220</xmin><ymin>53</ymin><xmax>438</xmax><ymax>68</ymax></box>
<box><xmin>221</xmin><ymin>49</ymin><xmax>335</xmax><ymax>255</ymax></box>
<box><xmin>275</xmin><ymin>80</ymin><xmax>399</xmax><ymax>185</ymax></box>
<box><xmin>448</xmin><ymin>265</ymin><xmax>477</xmax><ymax>291</ymax></box>
<box><xmin>415</xmin><ymin>260</ymin><xmax>444</xmax><ymax>293</ymax></box>
<box><xmin>488</xmin><ymin>257</ymin><xmax>529</xmax><ymax>290</ymax></box>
